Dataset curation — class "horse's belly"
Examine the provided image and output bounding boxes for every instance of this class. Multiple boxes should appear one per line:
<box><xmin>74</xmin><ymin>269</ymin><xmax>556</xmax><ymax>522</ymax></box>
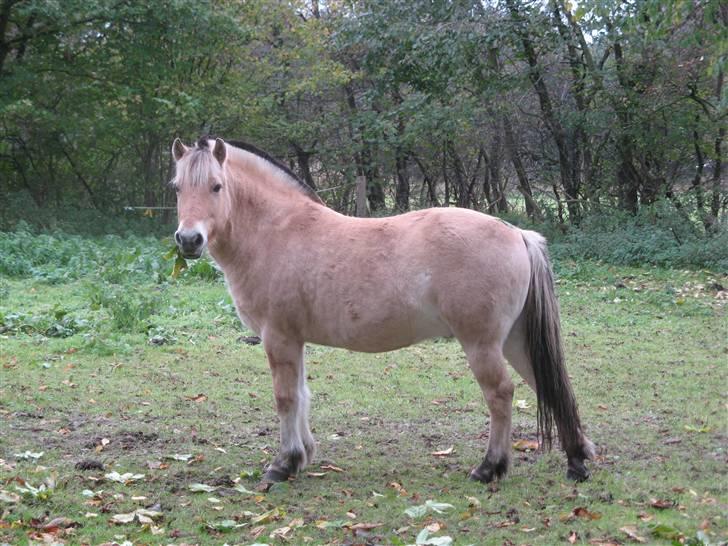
<box><xmin>306</xmin><ymin>308</ymin><xmax>453</xmax><ymax>353</ymax></box>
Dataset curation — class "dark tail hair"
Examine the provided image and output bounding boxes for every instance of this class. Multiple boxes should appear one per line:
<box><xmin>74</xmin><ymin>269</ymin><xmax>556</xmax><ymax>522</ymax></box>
<box><xmin>521</xmin><ymin>230</ymin><xmax>583</xmax><ymax>455</ymax></box>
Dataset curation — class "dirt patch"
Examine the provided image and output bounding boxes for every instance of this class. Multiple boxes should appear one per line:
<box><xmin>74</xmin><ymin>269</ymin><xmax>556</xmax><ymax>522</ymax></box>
<box><xmin>84</xmin><ymin>430</ymin><xmax>160</xmax><ymax>451</ymax></box>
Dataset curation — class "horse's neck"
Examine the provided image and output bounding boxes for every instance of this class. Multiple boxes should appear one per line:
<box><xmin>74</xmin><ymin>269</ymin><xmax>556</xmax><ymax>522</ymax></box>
<box><xmin>209</xmin><ymin>170</ymin><xmax>318</xmax><ymax>268</ymax></box>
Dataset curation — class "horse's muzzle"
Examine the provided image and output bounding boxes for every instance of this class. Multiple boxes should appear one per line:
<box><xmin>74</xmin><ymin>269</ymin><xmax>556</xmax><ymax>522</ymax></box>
<box><xmin>175</xmin><ymin>229</ymin><xmax>204</xmax><ymax>259</ymax></box>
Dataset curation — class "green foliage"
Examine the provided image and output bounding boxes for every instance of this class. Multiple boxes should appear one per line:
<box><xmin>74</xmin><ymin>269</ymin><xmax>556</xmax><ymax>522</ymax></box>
<box><xmin>550</xmin><ymin>206</ymin><xmax>728</xmax><ymax>270</ymax></box>
<box><xmin>0</xmin><ymin>222</ymin><xmax>168</xmax><ymax>283</ymax></box>
<box><xmin>86</xmin><ymin>284</ymin><xmax>167</xmax><ymax>333</ymax></box>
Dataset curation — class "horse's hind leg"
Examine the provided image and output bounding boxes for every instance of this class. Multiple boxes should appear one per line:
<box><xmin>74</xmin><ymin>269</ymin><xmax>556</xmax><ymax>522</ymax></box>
<box><xmin>504</xmin><ymin>318</ymin><xmax>596</xmax><ymax>481</ymax></box>
<box><xmin>262</xmin><ymin>332</ymin><xmax>312</xmax><ymax>482</ymax></box>
<box><xmin>464</xmin><ymin>343</ymin><xmax>515</xmax><ymax>483</ymax></box>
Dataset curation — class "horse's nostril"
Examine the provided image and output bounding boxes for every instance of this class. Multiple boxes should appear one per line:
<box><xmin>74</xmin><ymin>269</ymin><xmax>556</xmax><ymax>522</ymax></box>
<box><xmin>175</xmin><ymin>231</ymin><xmax>182</xmax><ymax>245</ymax></box>
<box><xmin>194</xmin><ymin>233</ymin><xmax>203</xmax><ymax>246</ymax></box>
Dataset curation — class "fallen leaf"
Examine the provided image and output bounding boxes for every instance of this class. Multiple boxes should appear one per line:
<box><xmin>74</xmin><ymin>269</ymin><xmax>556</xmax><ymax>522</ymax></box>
<box><xmin>430</xmin><ymin>446</ymin><xmax>454</xmax><ymax>457</ymax></box>
<box><xmin>188</xmin><ymin>483</ymin><xmax>217</xmax><ymax>493</ymax></box>
<box><xmin>250</xmin><ymin>525</ymin><xmax>266</xmax><ymax>539</ymax></box>
<box><xmin>573</xmin><ymin>507</ymin><xmax>602</xmax><ymax>520</ymax></box>
<box><xmin>251</xmin><ymin>507</ymin><xmax>283</xmax><ymax>524</ymax></box>
<box><xmin>649</xmin><ymin>498</ymin><xmax>674</xmax><ymax>509</ymax></box>
<box><xmin>636</xmin><ymin>512</ymin><xmax>652</xmax><ymax>522</ymax></box>
<box><xmin>684</xmin><ymin>424</ymin><xmax>711</xmax><ymax>433</ymax></box>
<box><xmin>465</xmin><ymin>497</ymin><xmax>481</xmax><ymax>510</ymax></box>
<box><xmin>315</xmin><ymin>519</ymin><xmax>347</xmax><ymax>529</ymax></box>
<box><xmin>620</xmin><ymin>526</ymin><xmax>646</xmax><ymax>543</ymax></box>
<box><xmin>321</xmin><ymin>464</ymin><xmax>345</xmax><ymax>472</ymax></box>
<box><xmin>205</xmin><ymin>519</ymin><xmax>247</xmax><ymax>531</ymax></box>
<box><xmin>513</xmin><ymin>439</ymin><xmax>539</xmax><ymax>452</ymax></box>
<box><xmin>350</xmin><ymin>522</ymin><xmax>383</xmax><ymax>531</ymax></box>
<box><xmin>270</xmin><ymin>525</ymin><xmax>291</xmax><ymax>538</ymax></box>
<box><xmin>307</xmin><ymin>471</ymin><xmax>327</xmax><ymax>477</ymax></box>
<box><xmin>0</xmin><ymin>490</ymin><xmax>20</xmax><ymax>503</ymax></box>
<box><xmin>515</xmin><ymin>399</ymin><xmax>530</xmax><ymax>410</ymax></box>
<box><xmin>105</xmin><ymin>471</ymin><xmax>144</xmax><ymax>484</ymax></box>
<box><xmin>185</xmin><ymin>393</ymin><xmax>207</xmax><ymax>403</ymax></box>
<box><xmin>165</xmin><ymin>454</ymin><xmax>193</xmax><ymax>462</ymax></box>
<box><xmin>568</xmin><ymin>531</ymin><xmax>578</xmax><ymax>544</ymax></box>
<box><xmin>648</xmin><ymin>523</ymin><xmax>683</xmax><ymax>541</ymax></box>
<box><xmin>110</xmin><ymin>513</ymin><xmax>136</xmax><ymax>524</ymax></box>
<box><xmin>414</xmin><ymin>528</ymin><xmax>453</xmax><ymax>546</ymax></box>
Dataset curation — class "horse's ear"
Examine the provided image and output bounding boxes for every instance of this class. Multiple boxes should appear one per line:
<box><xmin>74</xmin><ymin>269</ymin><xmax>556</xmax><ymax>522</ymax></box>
<box><xmin>172</xmin><ymin>138</ymin><xmax>188</xmax><ymax>161</ymax></box>
<box><xmin>213</xmin><ymin>138</ymin><xmax>226</xmax><ymax>166</ymax></box>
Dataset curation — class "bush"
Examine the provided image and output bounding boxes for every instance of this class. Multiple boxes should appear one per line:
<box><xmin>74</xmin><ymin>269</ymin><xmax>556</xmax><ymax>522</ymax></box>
<box><xmin>548</xmin><ymin>204</ymin><xmax>728</xmax><ymax>271</ymax></box>
<box><xmin>0</xmin><ymin>223</ymin><xmax>169</xmax><ymax>282</ymax></box>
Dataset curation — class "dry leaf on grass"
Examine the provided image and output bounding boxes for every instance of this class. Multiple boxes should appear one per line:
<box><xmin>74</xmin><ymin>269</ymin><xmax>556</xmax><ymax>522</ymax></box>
<box><xmin>649</xmin><ymin>498</ymin><xmax>674</xmax><ymax>509</ymax></box>
<box><xmin>513</xmin><ymin>439</ymin><xmax>539</xmax><ymax>451</ymax></box>
<box><xmin>620</xmin><ymin>526</ymin><xmax>646</xmax><ymax>543</ymax></box>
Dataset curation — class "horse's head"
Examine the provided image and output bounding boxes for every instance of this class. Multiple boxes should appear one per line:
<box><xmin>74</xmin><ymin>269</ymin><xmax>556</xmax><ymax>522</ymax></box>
<box><xmin>171</xmin><ymin>137</ymin><xmax>229</xmax><ymax>259</ymax></box>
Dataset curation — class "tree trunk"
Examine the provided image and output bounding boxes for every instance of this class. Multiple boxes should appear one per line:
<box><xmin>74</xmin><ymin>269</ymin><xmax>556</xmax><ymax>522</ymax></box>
<box><xmin>709</xmin><ymin>68</ymin><xmax>725</xmax><ymax>229</ymax></box>
<box><xmin>292</xmin><ymin>143</ymin><xmax>317</xmax><ymax>191</ymax></box>
<box><xmin>344</xmin><ymin>83</ymin><xmax>384</xmax><ymax>212</ymax></box>
<box><xmin>506</xmin><ymin>0</ymin><xmax>580</xmax><ymax>223</ymax></box>
<box><xmin>503</xmin><ymin>115</ymin><xmax>542</xmax><ymax>221</ymax></box>
<box><xmin>411</xmin><ymin>153</ymin><xmax>439</xmax><ymax>206</ymax></box>
<box><xmin>394</xmin><ymin>151</ymin><xmax>409</xmax><ymax>211</ymax></box>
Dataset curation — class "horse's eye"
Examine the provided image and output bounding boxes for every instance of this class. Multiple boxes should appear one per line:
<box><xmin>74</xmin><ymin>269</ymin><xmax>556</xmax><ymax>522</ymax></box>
<box><xmin>212</xmin><ymin>183</ymin><xmax>222</xmax><ymax>193</ymax></box>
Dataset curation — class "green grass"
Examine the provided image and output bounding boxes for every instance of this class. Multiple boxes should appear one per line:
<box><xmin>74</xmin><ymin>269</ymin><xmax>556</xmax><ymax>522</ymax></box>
<box><xmin>0</xmin><ymin>236</ymin><xmax>726</xmax><ymax>545</ymax></box>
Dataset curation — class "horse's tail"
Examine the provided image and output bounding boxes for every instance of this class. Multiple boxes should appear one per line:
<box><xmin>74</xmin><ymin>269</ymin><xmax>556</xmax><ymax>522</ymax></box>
<box><xmin>520</xmin><ymin>230</ymin><xmax>590</xmax><ymax>458</ymax></box>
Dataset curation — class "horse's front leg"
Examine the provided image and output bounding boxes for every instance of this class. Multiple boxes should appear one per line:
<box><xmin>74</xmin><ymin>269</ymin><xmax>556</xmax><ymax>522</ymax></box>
<box><xmin>262</xmin><ymin>332</ymin><xmax>314</xmax><ymax>482</ymax></box>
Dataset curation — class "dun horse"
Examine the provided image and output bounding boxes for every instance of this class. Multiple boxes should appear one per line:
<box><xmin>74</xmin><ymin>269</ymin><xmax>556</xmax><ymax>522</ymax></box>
<box><xmin>171</xmin><ymin>136</ymin><xmax>595</xmax><ymax>484</ymax></box>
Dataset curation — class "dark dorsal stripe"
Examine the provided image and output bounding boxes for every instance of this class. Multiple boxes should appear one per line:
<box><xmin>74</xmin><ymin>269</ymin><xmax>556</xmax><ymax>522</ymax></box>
<box><xmin>196</xmin><ymin>135</ymin><xmax>322</xmax><ymax>204</ymax></box>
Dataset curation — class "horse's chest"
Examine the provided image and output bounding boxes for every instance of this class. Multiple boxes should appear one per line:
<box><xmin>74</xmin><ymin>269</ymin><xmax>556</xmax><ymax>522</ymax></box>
<box><xmin>223</xmin><ymin>276</ymin><xmax>262</xmax><ymax>335</ymax></box>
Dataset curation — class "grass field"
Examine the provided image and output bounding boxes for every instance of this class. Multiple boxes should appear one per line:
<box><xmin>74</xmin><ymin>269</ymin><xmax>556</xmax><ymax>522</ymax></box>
<box><xmin>0</xmin><ymin>234</ymin><xmax>726</xmax><ymax>545</ymax></box>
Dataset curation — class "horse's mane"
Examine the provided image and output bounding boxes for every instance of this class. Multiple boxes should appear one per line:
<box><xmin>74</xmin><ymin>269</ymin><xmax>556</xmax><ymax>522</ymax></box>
<box><xmin>196</xmin><ymin>136</ymin><xmax>323</xmax><ymax>204</ymax></box>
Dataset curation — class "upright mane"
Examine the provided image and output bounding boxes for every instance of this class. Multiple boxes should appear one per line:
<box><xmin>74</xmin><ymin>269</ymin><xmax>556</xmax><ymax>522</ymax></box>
<box><xmin>196</xmin><ymin>136</ymin><xmax>323</xmax><ymax>204</ymax></box>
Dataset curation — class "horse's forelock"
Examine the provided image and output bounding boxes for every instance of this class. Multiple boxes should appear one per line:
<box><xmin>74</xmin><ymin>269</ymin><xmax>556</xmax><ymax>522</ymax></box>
<box><xmin>175</xmin><ymin>146</ymin><xmax>221</xmax><ymax>188</ymax></box>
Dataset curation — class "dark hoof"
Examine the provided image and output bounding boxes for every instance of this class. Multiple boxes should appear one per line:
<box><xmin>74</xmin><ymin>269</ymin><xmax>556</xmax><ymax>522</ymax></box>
<box><xmin>262</xmin><ymin>465</ymin><xmax>292</xmax><ymax>483</ymax></box>
<box><xmin>262</xmin><ymin>450</ymin><xmax>304</xmax><ymax>483</ymax></box>
<box><xmin>566</xmin><ymin>458</ymin><xmax>590</xmax><ymax>482</ymax></box>
<box><xmin>469</xmin><ymin>457</ymin><xmax>508</xmax><ymax>483</ymax></box>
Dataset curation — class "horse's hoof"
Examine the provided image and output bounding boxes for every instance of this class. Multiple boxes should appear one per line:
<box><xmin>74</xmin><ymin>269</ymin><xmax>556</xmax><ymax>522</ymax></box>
<box><xmin>469</xmin><ymin>457</ymin><xmax>508</xmax><ymax>483</ymax></box>
<box><xmin>566</xmin><ymin>459</ymin><xmax>590</xmax><ymax>482</ymax></box>
<box><xmin>262</xmin><ymin>465</ymin><xmax>292</xmax><ymax>483</ymax></box>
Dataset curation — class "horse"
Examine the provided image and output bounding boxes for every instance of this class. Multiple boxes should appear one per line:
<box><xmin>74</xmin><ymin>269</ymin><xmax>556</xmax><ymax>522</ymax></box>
<box><xmin>170</xmin><ymin>136</ymin><xmax>595</xmax><ymax>485</ymax></box>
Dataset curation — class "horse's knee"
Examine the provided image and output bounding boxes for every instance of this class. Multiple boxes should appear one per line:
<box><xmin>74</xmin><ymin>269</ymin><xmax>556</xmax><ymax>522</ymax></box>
<box><xmin>275</xmin><ymin>394</ymin><xmax>295</xmax><ymax>414</ymax></box>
